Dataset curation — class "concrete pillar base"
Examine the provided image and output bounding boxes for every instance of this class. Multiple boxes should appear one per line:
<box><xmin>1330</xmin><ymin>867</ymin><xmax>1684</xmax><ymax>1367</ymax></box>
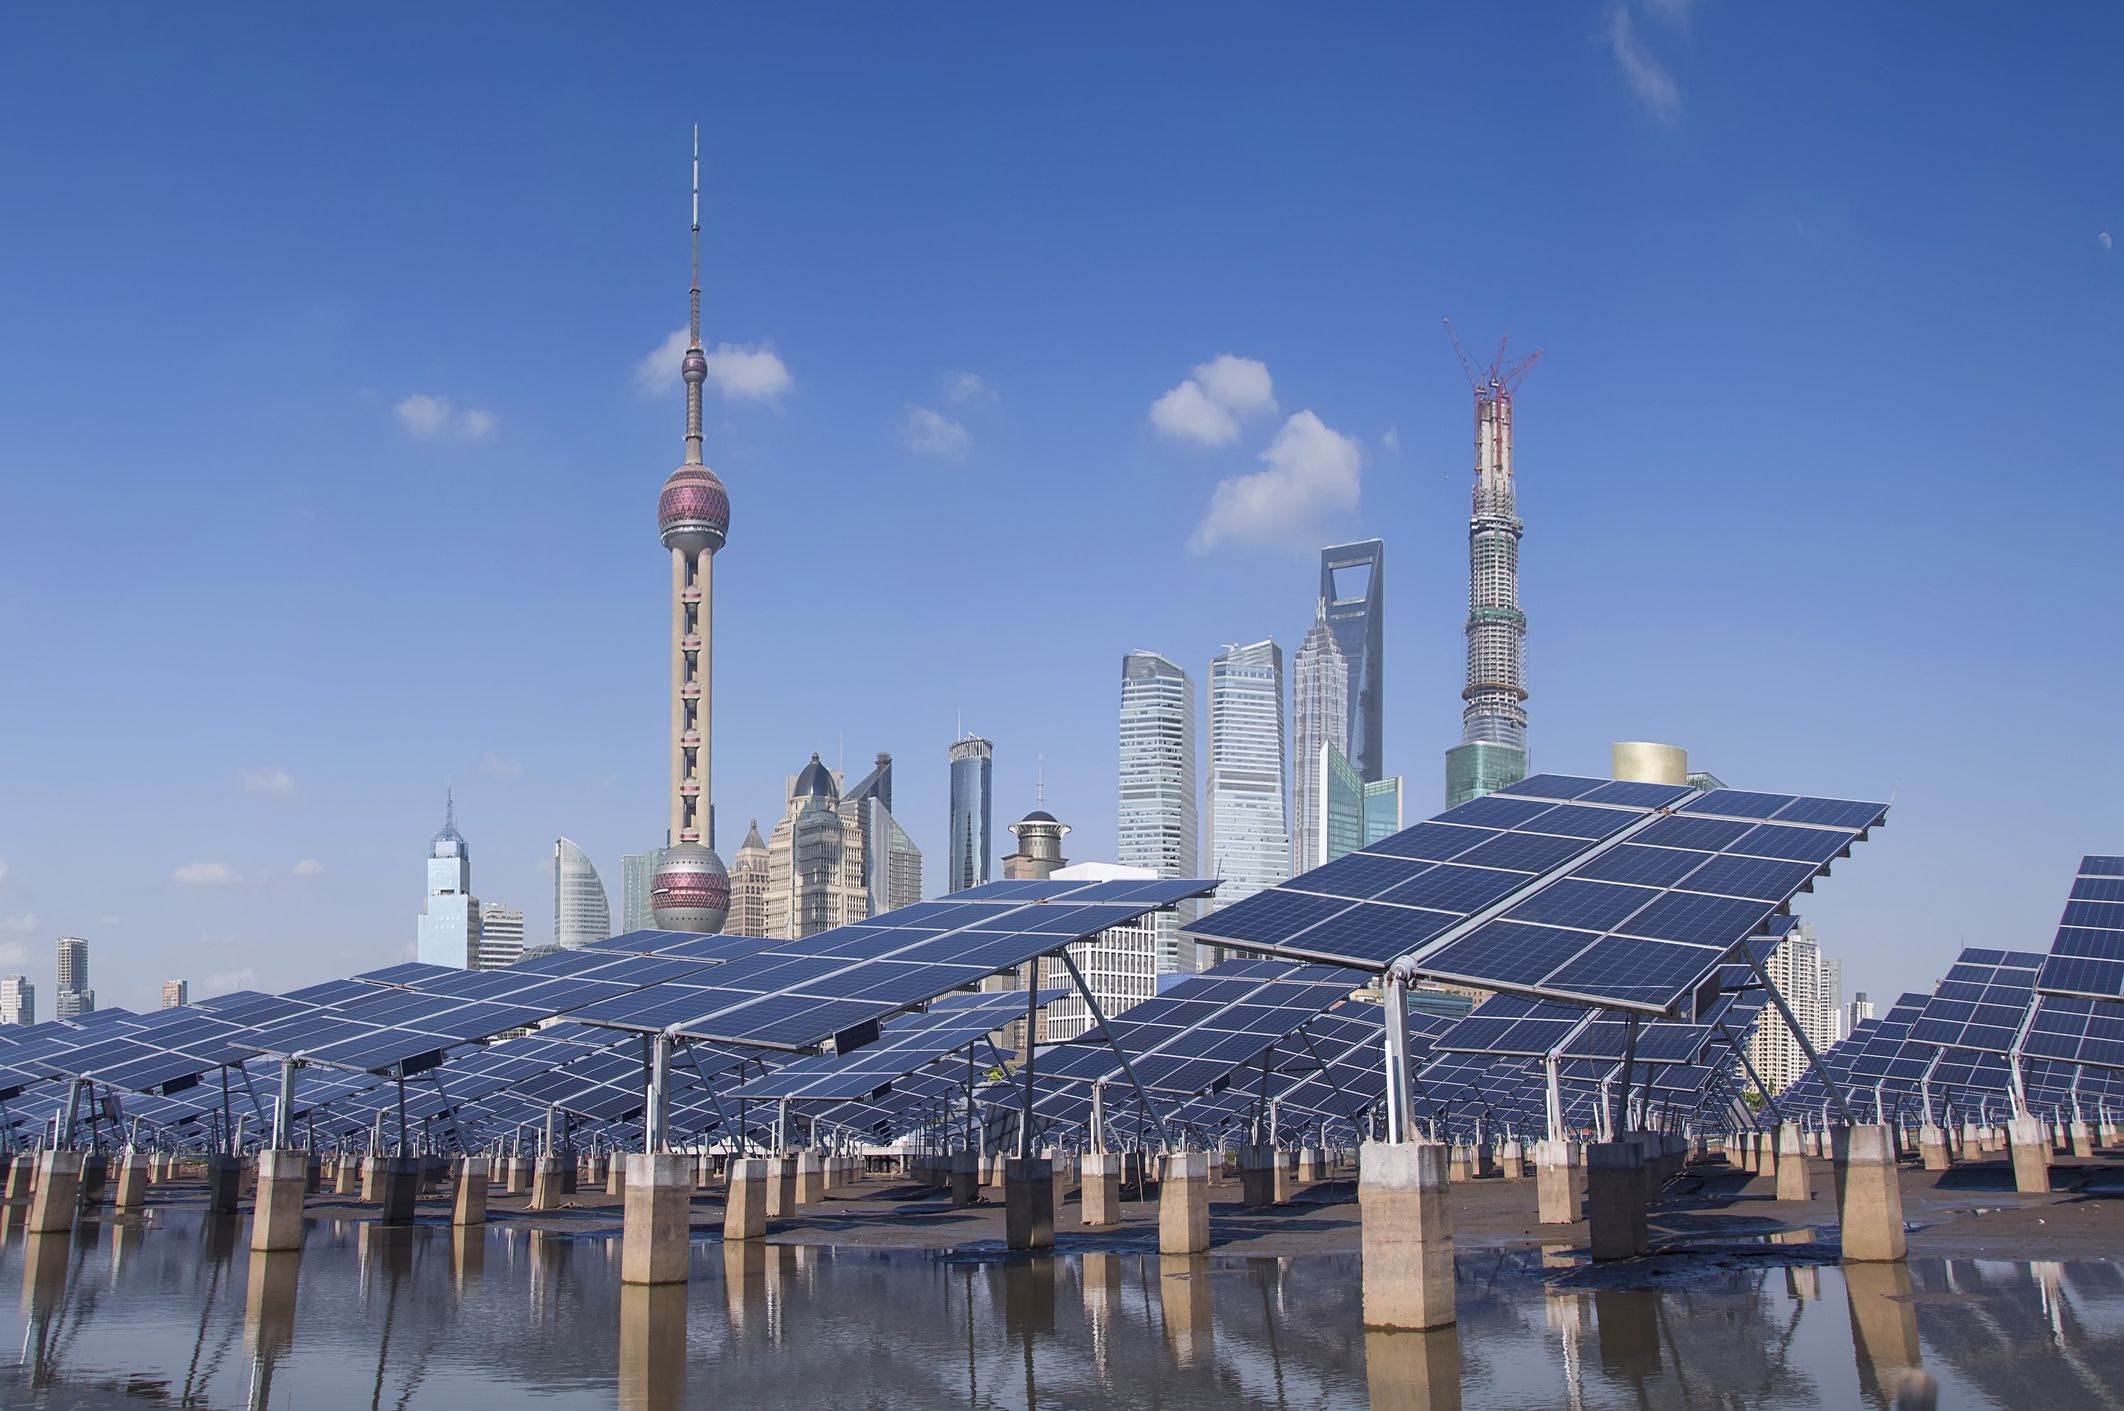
<box><xmin>1159</xmin><ymin>1152</ymin><xmax>1211</xmax><ymax>1255</ymax></box>
<box><xmin>767</xmin><ymin>1156</ymin><xmax>797</xmax><ymax>1219</ymax></box>
<box><xmin>1588</xmin><ymin>1142</ymin><xmax>1649</xmax><ymax>1261</ymax></box>
<box><xmin>1835</xmin><ymin>1125</ymin><xmax>1907</xmax><ymax>1263</ymax></box>
<box><xmin>1003</xmin><ymin>1157</ymin><xmax>1055</xmax><ymax>1250</ymax></box>
<box><xmin>77</xmin><ymin>1154</ymin><xmax>109</xmax><ymax>1210</ymax></box>
<box><xmin>607</xmin><ymin>1160</ymin><xmax>628</xmax><ymax>1197</ymax></box>
<box><xmin>1500</xmin><ymin>1140</ymin><xmax>1525</xmax><ymax>1180</ymax></box>
<box><xmin>1297</xmin><ymin>1147</ymin><xmax>1324</xmax><ymax>1183</ymax></box>
<box><xmin>1535</xmin><ymin>1139</ymin><xmax>1581</xmax><ymax>1224</ymax></box>
<box><xmin>1081</xmin><ymin>1153</ymin><xmax>1122</xmax><ymax>1226</ymax></box>
<box><xmin>2071</xmin><ymin>1122</ymin><xmax>2095</xmax><ymax>1160</ymax></box>
<box><xmin>207</xmin><ymin>1154</ymin><xmax>243</xmax><ymax>1215</ymax></box>
<box><xmin>723</xmin><ymin>1158</ymin><xmax>768</xmax><ymax>1241</ymax></box>
<box><xmin>1357</xmin><ymin>1142</ymin><xmax>1455</xmax><ymax>1330</ymax></box>
<box><xmin>2009</xmin><ymin>1115</ymin><xmax>2052</xmax><ymax>1195</ymax></box>
<box><xmin>1239</xmin><ymin>1145</ymin><xmax>1276</xmax><ymax>1209</ymax></box>
<box><xmin>620</xmin><ymin>1152</ymin><xmax>694</xmax><ymax>1286</ymax></box>
<box><xmin>794</xmin><ymin>1151</ymin><xmax>824</xmax><ymax>1207</ymax></box>
<box><xmin>453</xmin><ymin>1159</ymin><xmax>489</xmax><ymax>1226</ymax></box>
<box><xmin>529</xmin><ymin>1157</ymin><xmax>566</xmax><ymax>1211</ymax></box>
<box><xmin>26</xmin><ymin>1151</ymin><xmax>82</xmax><ymax>1234</ymax></box>
<box><xmin>948</xmin><ymin>1151</ymin><xmax>978</xmax><ymax>1208</ymax></box>
<box><xmin>1776</xmin><ymin>1123</ymin><xmax>1810</xmax><ymax>1202</ymax></box>
<box><xmin>1919</xmin><ymin>1126</ymin><xmax>1951</xmax><ymax>1171</ymax></box>
<box><xmin>250</xmin><ymin>1150</ymin><xmax>309</xmax><ymax>1252</ymax></box>
<box><xmin>112</xmin><ymin>1150</ymin><xmax>151</xmax><ymax>1211</ymax></box>
<box><xmin>376</xmin><ymin>1158</ymin><xmax>419</xmax><ymax>1224</ymax></box>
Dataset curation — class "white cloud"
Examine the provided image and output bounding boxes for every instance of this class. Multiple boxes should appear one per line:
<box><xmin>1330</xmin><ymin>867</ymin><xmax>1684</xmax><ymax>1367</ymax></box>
<box><xmin>1150</xmin><ymin>355</ymin><xmax>1277</xmax><ymax>446</ymax></box>
<box><xmin>901</xmin><ymin>406</ymin><xmax>970</xmax><ymax>459</ymax></box>
<box><xmin>205</xmin><ymin>968</ymin><xmax>258</xmax><ymax>993</ymax></box>
<box><xmin>172</xmin><ymin>862</ymin><xmax>240</xmax><ymax>888</ymax></box>
<box><xmin>481</xmin><ymin>752</ymin><xmax>524</xmax><ymax>779</ymax></box>
<box><xmin>0</xmin><ymin>913</ymin><xmax>35</xmax><ymax>934</ymax></box>
<box><xmin>1381</xmin><ymin>426</ymin><xmax>1402</xmax><ymax>454</ymax></box>
<box><xmin>394</xmin><ymin>393</ymin><xmax>499</xmax><ymax>442</ymax></box>
<box><xmin>0</xmin><ymin>943</ymin><xmax>24</xmax><ymax>967</ymax></box>
<box><xmin>241</xmin><ymin>767</ymin><xmax>296</xmax><ymax>796</ymax></box>
<box><xmin>1190</xmin><ymin>411</ymin><xmax>1364</xmax><ymax>554</ymax></box>
<box><xmin>1640</xmin><ymin>0</ymin><xmax>1692</xmax><ymax>23</ymax></box>
<box><xmin>292</xmin><ymin>859</ymin><xmax>325</xmax><ymax>879</ymax></box>
<box><xmin>944</xmin><ymin>371</ymin><xmax>997</xmax><ymax>404</ymax></box>
<box><xmin>2102</xmin><ymin>231</ymin><xmax>2114</xmax><ymax>252</ymax></box>
<box><xmin>635</xmin><ymin>328</ymin><xmax>794</xmax><ymax>403</ymax></box>
<box><xmin>1608</xmin><ymin>6</ymin><xmax>1680</xmax><ymax>123</ymax></box>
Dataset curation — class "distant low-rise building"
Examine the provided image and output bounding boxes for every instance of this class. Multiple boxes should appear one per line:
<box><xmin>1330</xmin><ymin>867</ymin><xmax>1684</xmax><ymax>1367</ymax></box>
<box><xmin>0</xmin><ymin>976</ymin><xmax>34</xmax><ymax>1027</ymax></box>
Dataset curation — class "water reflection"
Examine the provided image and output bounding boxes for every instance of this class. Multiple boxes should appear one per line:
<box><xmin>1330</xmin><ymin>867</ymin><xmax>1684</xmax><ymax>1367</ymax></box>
<box><xmin>0</xmin><ymin>1214</ymin><xmax>2118</xmax><ymax>1408</ymax></box>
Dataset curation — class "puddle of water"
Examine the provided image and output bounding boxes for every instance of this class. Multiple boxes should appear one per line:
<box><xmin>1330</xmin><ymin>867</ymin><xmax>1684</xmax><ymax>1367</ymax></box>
<box><xmin>1</xmin><ymin>1212</ymin><xmax>2121</xmax><ymax>1408</ymax></box>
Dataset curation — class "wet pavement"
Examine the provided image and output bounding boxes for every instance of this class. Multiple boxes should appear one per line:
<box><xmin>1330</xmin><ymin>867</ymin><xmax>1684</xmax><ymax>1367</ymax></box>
<box><xmin>1</xmin><ymin>1207</ymin><xmax>2121</xmax><ymax>1409</ymax></box>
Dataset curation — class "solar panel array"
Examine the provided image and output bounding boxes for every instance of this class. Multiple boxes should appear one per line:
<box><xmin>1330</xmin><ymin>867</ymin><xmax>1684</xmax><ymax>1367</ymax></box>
<box><xmin>1187</xmin><ymin>773</ymin><xmax>1884</xmax><ymax>1014</ymax></box>
<box><xmin>731</xmin><ymin>989</ymin><xmax>1054</xmax><ymax>1103</ymax></box>
<box><xmin>2033</xmin><ymin>856</ymin><xmax>2124</xmax><ymax>1001</ymax></box>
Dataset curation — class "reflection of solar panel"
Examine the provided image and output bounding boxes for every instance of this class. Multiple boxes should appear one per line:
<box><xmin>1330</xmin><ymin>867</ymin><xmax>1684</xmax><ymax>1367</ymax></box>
<box><xmin>1186</xmin><ymin>773</ymin><xmax>1884</xmax><ymax>1014</ymax></box>
<box><xmin>731</xmin><ymin>989</ymin><xmax>1053</xmax><ymax>1103</ymax></box>
<box><xmin>2034</xmin><ymin>856</ymin><xmax>2124</xmax><ymax>1000</ymax></box>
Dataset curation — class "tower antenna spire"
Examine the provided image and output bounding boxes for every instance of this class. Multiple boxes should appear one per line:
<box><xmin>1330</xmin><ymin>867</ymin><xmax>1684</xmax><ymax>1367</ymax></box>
<box><xmin>681</xmin><ymin>125</ymin><xmax>707</xmax><ymax>468</ymax></box>
<box><xmin>690</xmin><ymin>123</ymin><xmax>701</xmax><ymax>350</ymax></box>
<box><xmin>445</xmin><ymin>786</ymin><xmax>455</xmax><ymax>832</ymax></box>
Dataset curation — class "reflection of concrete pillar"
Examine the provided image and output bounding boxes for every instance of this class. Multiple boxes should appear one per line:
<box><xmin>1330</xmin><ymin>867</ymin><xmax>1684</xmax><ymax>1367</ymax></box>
<box><xmin>1359</xmin><ymin>1141</ymin><xmax>1456</xmax><ymax>1330</ymax></box>
<box><xmin>244</xmin><ymin>1248</ymin><xmax>301</xmax><ymax>1363</ymax></box>
<box><xmin>618</xmin><ymin>1283</ymin><xmax>688</xmax><ymax>1411</ymax></box>
<box><xmin>1003</xmin><ymin>1257</ymin><xmax>1058</xmax><ymax>1339</ymax></box>
<box><xmin>250</xmin><ymin>1150</ymin><xmax>309</xmax><ymax>1252</ymax></box>
<box><xmin>21</xmin><ymin>1230</ymin><xmax>70</xmax><ymax>1312</ymax></box>
<box><xmin>1593</xmin><ymin>1290</ymin><xmax>1662</xmax><ymax>1381</ymax></box>
<box><xmin>1081</xmin><ymin>1154</ymin><xmax>1121</xmax><ymax>1225</ymax></box>
<box><xmin>1837</xmin><ymin>1126</ymin><xmax>1907</xmax><ymax>1262</ymax></box>
<box><xmin>621</xmin><ymin>1153</ymin><xmax>694</xmax><ymax>1286</ymax></box>
<box><xmin>1844</xmin><ymin>1260</ymin><xmax>1922</xmax><ymax>1406</ymax></box>
<box><xmin>450</xmin><ymin>1224</ymin><xmax>484</xmax><ymax>1289</ymax></box>
<box><xmin>720</xmin><ymin>1239</ymin><xmax>766</xmax><ymax>1329</ymax></box>
<box><xmin>1536</xmin><ymin>1140</ymin><xmax>1581</xmax><ymax>1225</ymax></box>
<box><xmin>1363</xmin><ymin>1327</ymin><xmax>1463</xmax><ymax>1411</ymax></box>
<box><xmin>1159</xmin><ymin>1151</ymin><xmax>1211</xmax><ymax>1254</ymax></box>
<box><xmin>1005</xmin><ymin>1157</ymin><xmax>1055</xmax><ymax>1251</ymax></box>
<box><xmin>2008</xmin><ymin>1116</ymin><xmax>2052</xmax><ymax>1195</ymax></box>
<box><xmin>1777</xmin><ymin>1123</ymin><xmax>1810</xmax><ymax>1202</ymax></box>
<box><xmin>1158</xmin><ymin>1254</ymin><xmax>1214</xmax><ymax>1369</ymax></box>
<box><xmin>1587</xmin><ymin>1143</ymin><xmax>1647</xmax><ymax>1261</ymax></box>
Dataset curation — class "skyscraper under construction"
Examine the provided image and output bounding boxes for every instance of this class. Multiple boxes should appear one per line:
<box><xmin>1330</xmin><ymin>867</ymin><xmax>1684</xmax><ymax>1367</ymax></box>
<box><xmin>1444</xmin><ymin>329</ymin><xmax>1538</xmax><ymax>806</ymax></box>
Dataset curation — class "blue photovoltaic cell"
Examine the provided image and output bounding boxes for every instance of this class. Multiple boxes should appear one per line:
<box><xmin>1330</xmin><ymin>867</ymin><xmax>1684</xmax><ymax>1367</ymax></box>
<box><xmin>1616</xmin><ymin>891</ymin><xmax>1775</xmax><ymax>943</ymax></box>
<box><xmin>1729</xmin><ymin>824</ymin><xmax>1852</xmax><ymax>865</ymax></box>
<box><xmin>1366</xmin><ymin>822</ymin><xmax>1501</xmax><ymax>862</ymax></box>
<box><xmin>1436</xmin><ymin>794</ymin><xmax>1559</xmax><ymax>830</ymax></box>
<box><xmin>1450</xmin><ymin>831</ymin><xmax>1594</xmax><ymax>875</ymax></box>
<box><xmin>1630</xmin><ymin>814</ymin><xmax>1753</xmax><ymax>852</ymax></box>
<box><xmin>1276</xmin><ymin>903</ymin><xmax>1461</xmax><ymax>964</ymax></box>
<box><xmin>1189</xmin><ymin>890</ymin><xmax>1353</xmax><ymax>944</ymax></box>
<box><xmin>1518</xmin><ymin>804</ymin><xmax>1644</xmax><ymax>841</ymax></box>
<box><xmin>1578</xmin><ymin>779</ymin><xmax>1695</xmax><ymax>809</ymax></box>
<box><xmin>1497</xmin><ymin>774</ymin><xmax>1610</xmax><ymax>800</ymax></box>
<box><xmin>1381</xmin><ymin>864</ymin><xmax>1527</xmax><ymax>914</ymax></box>
<box><xmin>2087</xmin><ymin>858</ymin><xmax>2124</xmax><ymax>878</ymax></box>
<box><xmin>1423</xmin><ymin>921</ymin><xmax>1597</xmax><ymax>986</ymax></box>
<box><xmin>1504</xmin><ymin>879</ymin><xmax>1659</xmax><ymax>931</ymax></box>
<box><xmin>2075</xmin><ymin>877</ymin><xmax>2124</xmax><ymax>903</ymax></box>
<box><xmin>1679</xmin><ymin>790</ymin><xmax>1800</xmax><ymax>821</ymax></box>
<box><xmin>2053</xmin><ymin>930</ymin><xmax>2124</xmax><ymax>961</ymax></box>
<box><xmin>1771</xmin><ymin>797</ymin><xmax>1887</xmax><ymax>830</ymax></box>
<box><xmin>2063</xmin><ymin>900</ymin><xmax>2124</xmax><ymax>930</ymax></box>
<box><xmin>1571</xmin><ymin>844</ymin><xmax>1708</xmax><ymax>889</ymax></box>
<box><xmin>1284</xmin><ymin>851</ymin><xmax>1436</xmax><ymax>900</ymax></box>
<box><xmin>1676</xmin><ymin>853</ymin><xmax>1821</xmax><ymax>901</ymax></box>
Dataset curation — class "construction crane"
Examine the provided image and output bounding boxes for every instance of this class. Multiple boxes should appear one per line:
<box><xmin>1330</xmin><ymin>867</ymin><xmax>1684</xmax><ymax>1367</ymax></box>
<box><xmin>1444</xmin><ymin>318</ymin><xmax>1543</xmax><ymax>395</ymax></box>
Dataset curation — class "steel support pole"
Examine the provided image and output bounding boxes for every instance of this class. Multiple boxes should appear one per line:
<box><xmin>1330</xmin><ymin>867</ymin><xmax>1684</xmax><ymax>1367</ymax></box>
<box><xmin>1057</xmin><ymin>949</ymin><xmax>1172</xmax><ymax>1150</ymax></box>
<box><xmin>1382</xmin><ymin>972</ymin><xmax>1415</xmax><ymax>1143</ymax></box>
<box><xmin>1017</xmin><ymin>976</ymin><xmax>1039</xmax><ymax>1159</ymax></box>
<box><xmin>645</xmin><ymin>1032</ymin><xmax>672</xmax><ymax>1153</ymax></box>
<box><xmin>272</xmin><ymin>1059</ymin><xmax>298</xmax><ymax>1150</ymax></box>
<box><xmin>1740</xmin><ymin>943</ymin><xmax>1855</xmax><ymax>1125</ymax></box>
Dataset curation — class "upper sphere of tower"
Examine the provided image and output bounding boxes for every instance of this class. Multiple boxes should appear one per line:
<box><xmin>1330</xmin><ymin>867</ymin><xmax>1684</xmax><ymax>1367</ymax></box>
<box><xmin>659</xmin><ymin>464</ymin><xmax>729</xmax><ymax>554</ymax></box>
<box><xmin>682</xmin><ymin>346</ymin><xmax>708</xmax><ymax>385</ymax></box>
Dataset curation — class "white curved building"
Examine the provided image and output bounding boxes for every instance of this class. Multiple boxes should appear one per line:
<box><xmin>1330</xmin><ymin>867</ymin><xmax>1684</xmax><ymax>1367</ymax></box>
<box><xmin>553</xmin><ymin>837</ymin><xmax>612</xmax><ymax>949</ymax></box>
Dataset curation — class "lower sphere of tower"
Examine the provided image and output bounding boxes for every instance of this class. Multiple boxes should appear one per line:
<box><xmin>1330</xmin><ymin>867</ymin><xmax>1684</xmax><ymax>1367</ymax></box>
<box><xmin>658</xmin><ymin>465</ymin><xmax>730</xmax><ymax>555</ymax></box>
<box><xmin>650</xmin><ymin>842</ymin><xmax>730</xmax><ymax>934</ymax></box>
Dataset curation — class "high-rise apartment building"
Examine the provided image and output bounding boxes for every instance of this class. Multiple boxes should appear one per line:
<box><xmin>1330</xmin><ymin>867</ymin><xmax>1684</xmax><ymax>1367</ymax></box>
<box><xmin>761</xmin><ymin>752</ymin><xmax>921</xmax><ymax>940</ymax></box>
<box><xmin>620</xmin><ymin>852</ymin><xmax>658</xmax><ymax>934</ymax></box>
<box><xmin>1319</xmin><ymin>541</ymin><xmax>1384</xmax><ymax>782</ymax></box>
<box><xmin>1119</xmin><ymin>651</ymin><xmax>1199</xmax><ymax>973</ymax></box>
<box><xmin>1204</xmin><ymin>640</ymin><xmax>1290</xmax><ymax>964</ymax></box>
<box><xmin>1304</xmin><ymin>742</ymin><xmax>1404</xmax><ymax>869</ymax></box>
<box><xmin>0</xmin><ymin>976</ymin><xmax>31</xmax><ymax>1026</ymax></box>
<box><xmin>55</xmin><ymin>936</ymin><xmax>92</xmax><ymax>1019</ymax></box>
<box><xmin>476</xmin><ymin>904</ymin><xmax>525</xmax><ymax>970</ymax></box>
<box><xmin>1291</xmin><ymin>599</ymin><xmax>1348</xmax><ymax>873</ymax></box>
<box><xmin>1846</xmin><ymin>991</ymin><xmax>1875</xmax><ymax>1042</ymax></box>
<box><xmin>160</xmin><ymin>979</ymin><xmax>189</xmax><ymax>1009</ymax></box>
<box><xmin>649</xmin><ymin>130</ymin><xmax>732</xmax><ymax>936</ymax></box>
<box><xmin>1443</xmin><ymin>346</ymin><xmax>1534</xmax><ymax>806</ymax></box>
<box><xmin>1038</xmin><ymin>861</ymin><xmax>1161</xmax><ymax>1041</ymax></box>
<box><xmin>1748</xmin><ymin>920</ymin><xmax>1843</xmax><ymax>1093</ymax></box>
<box><xmin>947</xmin><ymin>735</ymin><xmax>994</xmax><ymax>893</ymax></box>
<box><xmin>553</xmin><ymin>838</ymin><xmax>613</xmax><ymax>949</ymax></box>
<box><xmin>726</xmin><ymin>822</ymin><xmax>771</xmax><ymax>938</ymax></box>
<box><xmin>416</xmin><ymin>792</ymin><xmax>481</xmax><ymax>969</ymax></box>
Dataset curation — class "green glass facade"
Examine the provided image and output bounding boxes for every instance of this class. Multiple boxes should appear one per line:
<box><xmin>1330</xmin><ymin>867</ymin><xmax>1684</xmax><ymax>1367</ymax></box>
<box><xmin>1444</xmin><ymin>739</ymin><xmax>1527</xmax><ymax>808</ymax></box>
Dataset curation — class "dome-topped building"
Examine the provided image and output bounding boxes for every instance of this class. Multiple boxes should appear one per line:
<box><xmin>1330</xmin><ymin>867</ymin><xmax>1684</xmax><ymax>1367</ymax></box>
<box><xmin>652</xmin><ymin>127</ymin><xmax>731</xmax><ymax>934</ymax></box>
<box><xmin>793</xmin><ymin>752</ymin><xmax>838</xmax><ymax>803</ymax></box>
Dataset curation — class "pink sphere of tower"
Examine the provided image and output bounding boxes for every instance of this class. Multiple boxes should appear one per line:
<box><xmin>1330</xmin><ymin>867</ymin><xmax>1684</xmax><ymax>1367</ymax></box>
<box><xmin>659</xmin><ymin>464</ymin><xmax>729</xmax><ymax>556</ymax></box>
<box><xmin>650</xmin><ymin>842</ymin><xmax>730</xmax><ymax>934</ymax></box>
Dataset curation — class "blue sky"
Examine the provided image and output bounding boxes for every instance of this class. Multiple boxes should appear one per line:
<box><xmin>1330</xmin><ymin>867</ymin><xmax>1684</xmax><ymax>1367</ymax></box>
<box><xmin>1</xmin><ymin>4</ymin><xmax>2119</xmax><ymax>1013</ymax></box>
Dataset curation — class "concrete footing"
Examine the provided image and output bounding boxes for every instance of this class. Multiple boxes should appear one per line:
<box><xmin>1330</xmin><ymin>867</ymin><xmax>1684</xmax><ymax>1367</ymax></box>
<box><xmin>2009</xmin><ymin>1115</ymin><xmax>2052</xmax><ymax>1195</ymax></box>
<box><xmin>724</xmin><ymin>1158</ymin><xmax>767</xmax><ymax>1241</ymax></box>
<box><xmin>795</xmin><ymin>1151</ymin><xmax>824</xmax><ymax>1206</ymax></box>
<box><xmin>1776</xmin><ymin>1122</ymin><xmax>1810</xmax><ymax>1202</ymax></box>
<box><xmin>77</xmin><ymin>1154</ymin><xmax>109</xmax><ymax>1210</ymax></box>
<box><xmin>607</xmin><ymin>1160</ymin><xmax>628</xmax><ymax>1197</ymax></box>
<box><xmin>1081</xmin><ymin>1153</ymin><xmax>1122</xmax><ymax>1226</ymax></box>
<box><xmin>767</xmin><ymin>1156</ymin><xmax>797</xmax><ymax>1218</ymax></box>
<box><xmin>453</xmin><ymin>1159</ymin><xmax>489</xmax><ymax>1226</ymax></box>
<box><xmin>1500</xmin><ymin>1140</ymin><xmax>1525</xmax><ymax>1180</ymax></box>
<box><xmin>1004</xmin><ymin>1157</ymin><xmax>1055</xmax><ymax>1251</ymax></box>
<box><xmin>1836</xmin><ymin>1124</ymin><xmax>1907</xmax><ymax>1263</ymax></box>
<box><xmin>1918</xmin><ymin>1125</ymin><xmax>1951</xmax><ymax>1171</ymax></box>
<box><xmin>530</xmin><ymin>1157</ymin><xmax>566</xmax><ymax>1211</ymax></box>
<box><xmin>250</xmin><ymin>1150</ymin><xmax>309</xmax><ymax>1252</ymax></box>
<box><xmin>1535</xmin><ymin>1139</ymin><xmax>1581</xmax><ymax>1224</ymax></box>
<box><xmin>112</xmin><ymin>1149</ymin><xmax>151</xmax><ymax>1211</ymax></box>
<box><xmin>1357</xmin><ymin>1141</ymin><xmax>1455</xmax><ymax>1330</ymax></box>
<box><xmin>2071</xmin><ymin>1121</ymin><xmax>2095</xmax><ymax>1159</ymax></box>
<box><xmin>1159</xmin><ymin>1151</ymin><xmax>1211</xmax><ymax>1255</ymax></box>
<box><xmin>207</xmin><ymin>1154</ymin><xmax>243</xmax><ymax>1214</ymax></box>
<box><xmin>26</xmin><ymin>1151</ymin><xmax>82</xmax><ymax>1234</ymax></box>
<box><xmin>948</xmin><ymin>1151</ymin><xmax>978</xmax><ymax>1208</ymax></box>
<box><xmin>1239</xmin><ymin>1145</ymin><xmax>1276</xmax><ymax>1210</ymax></box>
<box><xmin>1587</xmin><ymin>1142</ymin><xmax>1648</xmax><ymax>1261</ymax></box>
<box><xmin>3</xmin><ymin>1155</ymin><xmax>32</xmax><ymax>1202</ymax></box>
<box><xmin>620</xmin><ymin>1153</ymin><xmax>693</xmax><ymax>1286</ymax></box>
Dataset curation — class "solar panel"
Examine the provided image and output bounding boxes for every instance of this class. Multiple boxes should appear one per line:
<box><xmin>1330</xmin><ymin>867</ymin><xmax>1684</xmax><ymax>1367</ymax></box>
<box><xmin>1187</xmin><ymin>772</ymin><xmax>1885</xmax><ymax>1014</ymax></box>
<box><xmin>2035</xmin><ymin>857</ymin><xmax>2124</xmax><ymax>1001</ymax></box>
<box><xmin>731</xmin><ymin>989</ymin><xmax>1053</xmax><ymax>1103</ymax></box>
<box><xmin>1907</xmin><ymin>948</ymin><xmax>2044</xmax><ymax>1053</ymax></box>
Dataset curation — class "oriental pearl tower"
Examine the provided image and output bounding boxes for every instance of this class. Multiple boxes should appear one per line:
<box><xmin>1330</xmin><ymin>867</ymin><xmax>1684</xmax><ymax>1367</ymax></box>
<box><xmin>650</xmin><ymin>129</ymin><xmax>731</xmax><ymax>934</ymax></box>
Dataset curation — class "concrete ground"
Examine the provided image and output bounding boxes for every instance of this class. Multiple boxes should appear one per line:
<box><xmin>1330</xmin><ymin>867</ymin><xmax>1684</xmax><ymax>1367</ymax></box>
<box><xmin>76</xmin><ymin>1145</ymin><xmax>2124</xmax><ymax>1263</ymax></box>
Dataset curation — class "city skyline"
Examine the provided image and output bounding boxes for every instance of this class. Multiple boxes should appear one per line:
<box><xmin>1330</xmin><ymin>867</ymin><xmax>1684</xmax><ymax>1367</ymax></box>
<box><xmin>4</xmin><ymin>7</ymin><xmax>2118</xmax><ymax>1009</ymax></box>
